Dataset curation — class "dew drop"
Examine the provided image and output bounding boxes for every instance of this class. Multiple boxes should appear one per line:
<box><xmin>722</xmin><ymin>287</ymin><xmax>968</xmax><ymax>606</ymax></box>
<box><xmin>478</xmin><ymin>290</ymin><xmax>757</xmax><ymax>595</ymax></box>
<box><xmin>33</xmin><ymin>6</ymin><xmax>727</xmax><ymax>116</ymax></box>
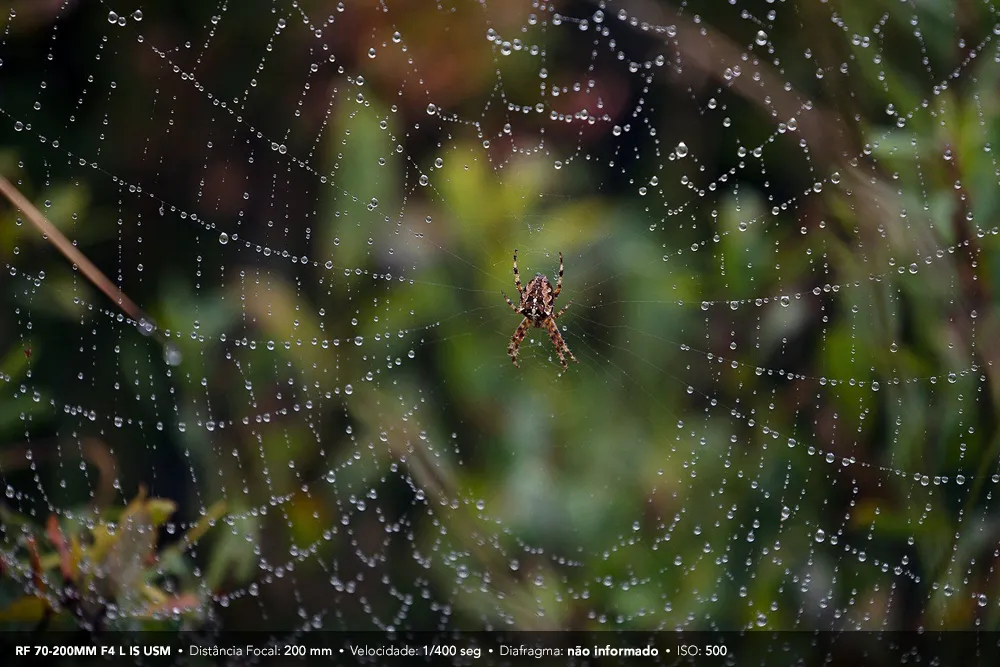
<box><xmin>163</xmin><ymin>343</ymin><xmax>183</xmax><ymax>367</ymax></box>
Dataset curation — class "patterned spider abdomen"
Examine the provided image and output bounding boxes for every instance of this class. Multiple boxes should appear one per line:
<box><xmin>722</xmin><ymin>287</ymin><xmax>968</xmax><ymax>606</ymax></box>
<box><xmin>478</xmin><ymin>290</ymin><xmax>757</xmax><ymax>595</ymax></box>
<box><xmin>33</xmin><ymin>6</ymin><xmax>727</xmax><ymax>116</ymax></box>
<box><xmin>522</xmin><ymin>274</ymin><xmax>555</xmax><ymax>323</ymax></box>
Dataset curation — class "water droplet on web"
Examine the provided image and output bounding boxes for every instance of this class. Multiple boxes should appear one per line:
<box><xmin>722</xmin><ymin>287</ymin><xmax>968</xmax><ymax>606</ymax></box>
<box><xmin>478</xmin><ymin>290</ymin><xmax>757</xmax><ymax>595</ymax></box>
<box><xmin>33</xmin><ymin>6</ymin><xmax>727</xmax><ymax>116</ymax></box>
<box><xmin>755</xmin><ymin>30</ymin><xmax>768</xmax><ymax>46</ymax></box>
<box><xmin>675</xmin><ymin>141</ymin><xmax>688</xmax><ymax>158</ymax></box>
<box><xmin>163</xmin><ymin>343</ymin><xmax>183</xmax><ymax>366</ymax></box>
<box><xmin>219</xmin><ymin>232</ymin><xmax>229</xmax><ymax>244</ymax></box>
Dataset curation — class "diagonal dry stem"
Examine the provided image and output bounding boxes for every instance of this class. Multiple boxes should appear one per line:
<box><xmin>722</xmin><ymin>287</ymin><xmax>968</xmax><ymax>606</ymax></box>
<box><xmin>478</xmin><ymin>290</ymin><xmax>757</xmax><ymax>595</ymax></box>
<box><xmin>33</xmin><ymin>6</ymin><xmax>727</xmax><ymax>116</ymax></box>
<box><xmin>0</xmin><ymin>175</ymin><xmax>147</xmax><ymax>325</ymax></box>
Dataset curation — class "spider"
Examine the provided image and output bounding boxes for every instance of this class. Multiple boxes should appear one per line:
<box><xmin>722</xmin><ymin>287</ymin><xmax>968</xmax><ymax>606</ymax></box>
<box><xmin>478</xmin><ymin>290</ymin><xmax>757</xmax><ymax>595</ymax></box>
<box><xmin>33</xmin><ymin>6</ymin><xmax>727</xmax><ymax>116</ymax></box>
<box><xmin>502</xmin><ymin>249</ymin><xmax>578</xmax><ymax>369</ymax></box>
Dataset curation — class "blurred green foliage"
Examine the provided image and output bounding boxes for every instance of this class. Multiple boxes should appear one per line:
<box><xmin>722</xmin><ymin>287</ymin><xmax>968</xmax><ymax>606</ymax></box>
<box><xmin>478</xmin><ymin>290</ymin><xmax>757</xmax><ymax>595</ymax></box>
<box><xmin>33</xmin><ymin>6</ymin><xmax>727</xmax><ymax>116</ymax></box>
<box><xmin>0</xmin><ymin>490</ymin><xmax>219</xmax><ymax>630</ymax></box>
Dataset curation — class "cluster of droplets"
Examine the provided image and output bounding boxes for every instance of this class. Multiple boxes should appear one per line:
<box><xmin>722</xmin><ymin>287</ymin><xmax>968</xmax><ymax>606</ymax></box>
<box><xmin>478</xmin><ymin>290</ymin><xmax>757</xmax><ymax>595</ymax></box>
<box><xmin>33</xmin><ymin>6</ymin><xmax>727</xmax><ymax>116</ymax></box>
<box><xmin>106</xmin><ymin>9</ymin><xmax>143</xmax><ymax>26</ymax></box>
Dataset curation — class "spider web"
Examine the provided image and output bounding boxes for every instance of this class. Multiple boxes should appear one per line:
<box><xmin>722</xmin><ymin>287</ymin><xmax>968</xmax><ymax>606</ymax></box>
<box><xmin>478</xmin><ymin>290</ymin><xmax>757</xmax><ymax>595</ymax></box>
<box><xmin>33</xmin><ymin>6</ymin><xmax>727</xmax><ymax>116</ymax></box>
<box><xmin>1</xmin><ymin>0</ymin><xmax>999</xmax><ymax>634</ymax></box>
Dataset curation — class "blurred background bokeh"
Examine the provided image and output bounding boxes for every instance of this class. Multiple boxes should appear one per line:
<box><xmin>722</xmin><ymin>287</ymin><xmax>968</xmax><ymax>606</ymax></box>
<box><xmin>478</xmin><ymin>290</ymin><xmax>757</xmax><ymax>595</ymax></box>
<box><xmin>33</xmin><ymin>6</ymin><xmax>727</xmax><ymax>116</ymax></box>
<box><xmin>2</xmin><ymin>0</ymin><xmax>1000</xmax><ymax>632</ymax></box>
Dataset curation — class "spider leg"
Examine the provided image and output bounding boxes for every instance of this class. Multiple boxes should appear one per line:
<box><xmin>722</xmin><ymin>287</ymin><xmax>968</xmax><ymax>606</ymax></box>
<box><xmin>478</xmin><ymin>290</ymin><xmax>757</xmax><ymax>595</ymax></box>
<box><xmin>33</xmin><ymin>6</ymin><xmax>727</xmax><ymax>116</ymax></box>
<box><xmin>508</xmin><ymin>317</ymin><xmax>531</xmax><ymax>368</ymax></box>
<box><xmin>554</xmin><ymin>300</ymin><xmax>573</xmax><ymax>319</ymax></box>
<box><xmin>552</xmin><ymin>251</ymin><xmax>564</xmax><ymax>298</ymax></box>
<box><xmin>513</xmin><ymin>249</ymin><xmax>523</xmax><ymax>294</ymax></box>
<box><xmin>546</xmin><ymin>317</ymin><xmax>578</xmax><ymax>368</ymax></box>
<box><xmin>502</xmin><ymin>290</ymin><xmax>520</xmax><ymax>313</ymax></box>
